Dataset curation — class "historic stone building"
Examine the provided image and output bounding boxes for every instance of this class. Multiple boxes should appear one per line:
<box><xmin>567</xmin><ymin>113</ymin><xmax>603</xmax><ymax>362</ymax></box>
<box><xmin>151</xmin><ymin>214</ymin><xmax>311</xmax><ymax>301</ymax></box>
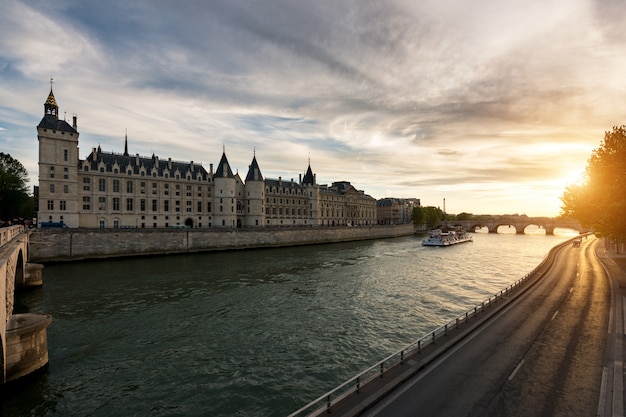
<box><xmin>376</xmin><ymin>198</ymin><xmax>421</xmax><ymax>225</ymax></box>
<box><xmin>36</xmin><ymin>88</ymin><xmax>377</xmax><ymax>229</ymax></box>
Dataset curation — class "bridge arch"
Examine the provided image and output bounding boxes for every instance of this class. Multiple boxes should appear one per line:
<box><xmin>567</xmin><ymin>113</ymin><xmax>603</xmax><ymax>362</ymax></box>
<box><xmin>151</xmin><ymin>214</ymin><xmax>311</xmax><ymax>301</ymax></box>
<box><xmin>15</xmin><ymin>250</ymin><xmax>25</xmax><ymax>290</ymax></box>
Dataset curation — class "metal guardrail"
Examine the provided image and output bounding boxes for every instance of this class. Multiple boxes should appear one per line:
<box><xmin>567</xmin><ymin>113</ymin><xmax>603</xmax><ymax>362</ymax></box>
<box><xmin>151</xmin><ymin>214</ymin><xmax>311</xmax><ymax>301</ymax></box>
<box><xmin>288</xmin><ymin>236</ymin><xmax>578</xmax><ymax>417</ymax></box>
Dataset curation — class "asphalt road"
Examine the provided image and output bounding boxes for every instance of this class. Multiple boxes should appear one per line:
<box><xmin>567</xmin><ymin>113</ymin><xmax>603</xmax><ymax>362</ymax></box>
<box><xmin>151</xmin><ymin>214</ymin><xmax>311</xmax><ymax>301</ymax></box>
<box><xmin>360</xmin><ymin>236</ymin><xmax>618</xmax><ymax>417</ymax></box>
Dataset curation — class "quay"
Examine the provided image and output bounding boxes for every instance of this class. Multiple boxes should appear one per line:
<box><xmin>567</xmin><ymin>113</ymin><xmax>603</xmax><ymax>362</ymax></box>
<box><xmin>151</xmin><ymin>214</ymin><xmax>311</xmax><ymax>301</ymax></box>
<box><xmin>27</xmin><ymin>224</ymin><xmax>415</xmax><ymax>262</ymax></box>
<box><xmin>291</xmin><ymin>234</ymin><xmax>625</xmax><ymax>416</ymax></box>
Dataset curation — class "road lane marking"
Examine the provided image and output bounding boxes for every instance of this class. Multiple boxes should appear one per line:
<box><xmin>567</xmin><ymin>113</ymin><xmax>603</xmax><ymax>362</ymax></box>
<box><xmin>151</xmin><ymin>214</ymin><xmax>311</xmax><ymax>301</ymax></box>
<box><xmin>508</xmin><ymin>360</ymin><xmax>524</xmax><ymax>381</ymax></box>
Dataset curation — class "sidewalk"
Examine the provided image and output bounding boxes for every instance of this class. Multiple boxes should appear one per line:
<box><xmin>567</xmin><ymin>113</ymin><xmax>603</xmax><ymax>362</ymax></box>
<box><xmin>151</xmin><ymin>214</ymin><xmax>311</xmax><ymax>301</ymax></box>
<box><xmin>604</xmin><ymin>239</ymin><xmax>626</xmax><ymax>284</ymax></box>
<box><xmin>596</xmin><ymin>237</ymin><xmax>626</xmax><ymax>417</ymax></box>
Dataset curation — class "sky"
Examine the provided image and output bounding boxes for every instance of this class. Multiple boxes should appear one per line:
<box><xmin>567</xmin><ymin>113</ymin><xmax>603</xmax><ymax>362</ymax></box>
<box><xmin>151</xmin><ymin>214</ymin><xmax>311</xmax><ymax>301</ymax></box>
<box><xmin>1</xmin><ymin>0</ymin><xmax>625</xmax><ymax>217</ymax></box>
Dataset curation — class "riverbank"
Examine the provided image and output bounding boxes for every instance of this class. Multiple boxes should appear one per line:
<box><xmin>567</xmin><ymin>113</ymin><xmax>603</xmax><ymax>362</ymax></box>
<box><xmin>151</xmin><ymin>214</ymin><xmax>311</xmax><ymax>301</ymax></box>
<box><xmin>28</xmin><ymin>224</ymin><xmax>415</xmax><ymax>262</ymax></box>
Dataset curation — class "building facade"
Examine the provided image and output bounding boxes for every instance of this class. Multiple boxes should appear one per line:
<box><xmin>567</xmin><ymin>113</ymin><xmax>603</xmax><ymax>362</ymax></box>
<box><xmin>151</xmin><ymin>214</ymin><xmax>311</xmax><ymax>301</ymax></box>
<box><xmin>376</xmin><ymin>198</ymin><xmax>421</xmax><ymax>225</ymax></box>
<box><xmin>37</xmin><ymin>89</ymin><xmax>377</xmax><ymax>229</ymax></box>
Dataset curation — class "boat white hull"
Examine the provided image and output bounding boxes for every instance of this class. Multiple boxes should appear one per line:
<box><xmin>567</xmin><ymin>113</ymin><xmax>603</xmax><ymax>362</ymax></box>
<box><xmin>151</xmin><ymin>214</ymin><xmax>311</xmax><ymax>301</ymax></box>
<box><xmin>422</xmin><ymin>236</ymin><xmax>473</xmax><ymax>247</ymax></box>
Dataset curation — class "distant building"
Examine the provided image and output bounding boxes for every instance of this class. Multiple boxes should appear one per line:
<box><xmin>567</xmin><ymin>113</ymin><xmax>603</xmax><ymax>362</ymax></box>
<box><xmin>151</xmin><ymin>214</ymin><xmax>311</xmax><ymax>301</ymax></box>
<box><xmin>377</xmin><ymin>198</ymin><xmax>421</xmax><ymax>225</ymax></box>
<box><xmin>36</xmin><ymin>88</ymin><xmax>377</xmax><ymax>228</ymax></box>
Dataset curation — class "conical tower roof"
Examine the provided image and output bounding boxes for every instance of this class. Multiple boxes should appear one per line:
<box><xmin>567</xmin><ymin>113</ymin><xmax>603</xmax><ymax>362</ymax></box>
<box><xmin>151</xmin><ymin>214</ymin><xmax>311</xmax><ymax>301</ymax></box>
<box><xmin>215</xmin><ymin>152</ymin><xmax>235</xmax><ymax>178</ymax></box>
<box><xmin>44</xmin><ymin>87</ymin><xmax>59</xmax><ymax>119</ymax></box>
<box><xmin>245</xmin><ymin>155</ymin><xmax>263</xmax><ymax>182</ymax></box>
<box><xmin>45</xmin><ymin>89</ymin><xmax>58</xmax><ymax>107</ymax></box>
<box><xmin>302</xmin><ymin>164</ymin><xmax>315</xmax><ymax>185</ymax></box>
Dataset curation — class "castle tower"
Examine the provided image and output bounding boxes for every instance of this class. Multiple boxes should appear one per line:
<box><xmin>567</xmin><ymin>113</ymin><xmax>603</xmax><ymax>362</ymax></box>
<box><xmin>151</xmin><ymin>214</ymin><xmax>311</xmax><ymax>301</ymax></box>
<box><xmin>37</xmin><ymin>84</ymin><xmax>80</xmax><ymax>227</ymax></box>
<box><xmin>213</xmin><ymin>151</ymin><xmax>237</xmax><ymax>227</ymax></box>
<box><xmin>243</xmin><ymin>155</ymin><xmax>265</xmax><ymax>227</ymax></box>
<box><xmin>301</xmin><ymin>163</ymin><xmax>320</xmax><ymax>226</ymax></box>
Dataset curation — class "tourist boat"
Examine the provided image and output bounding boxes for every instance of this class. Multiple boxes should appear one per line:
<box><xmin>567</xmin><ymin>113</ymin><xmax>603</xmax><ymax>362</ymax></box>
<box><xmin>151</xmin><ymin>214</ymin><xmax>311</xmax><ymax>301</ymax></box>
<box><xmin>422</xmin><ymin>228</ymin><xmax>473</xmax><ymax>247</ymax></box>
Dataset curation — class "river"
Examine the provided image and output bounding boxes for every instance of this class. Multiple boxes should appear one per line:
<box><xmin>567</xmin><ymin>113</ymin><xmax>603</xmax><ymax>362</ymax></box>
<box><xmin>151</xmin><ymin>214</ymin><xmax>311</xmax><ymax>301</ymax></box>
<box><xmin>4</xmin><ymin>228</ymin><xmax>576</xmax><ymax>416</ymax></box>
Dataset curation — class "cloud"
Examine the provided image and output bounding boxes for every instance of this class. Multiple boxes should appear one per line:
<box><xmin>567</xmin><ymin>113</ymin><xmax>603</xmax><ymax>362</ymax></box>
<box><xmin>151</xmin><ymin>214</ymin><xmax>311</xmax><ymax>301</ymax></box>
<box><xmin>1</xmin><ymin>0</ymin><xmax>625</xmax><ymax>216</ymax></box>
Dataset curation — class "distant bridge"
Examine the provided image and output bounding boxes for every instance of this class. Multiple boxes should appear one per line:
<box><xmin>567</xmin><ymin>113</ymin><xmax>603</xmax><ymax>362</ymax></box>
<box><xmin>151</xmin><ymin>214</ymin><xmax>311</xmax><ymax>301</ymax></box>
<box><xmin>0</xmin><ymin>226</ymin><xmax>51</xmax><ymax>384</ymax></box>
<box><xmin>438</xmin><ymin>217</ymin><xmax>587</xmax><ymax>235</ymax></box>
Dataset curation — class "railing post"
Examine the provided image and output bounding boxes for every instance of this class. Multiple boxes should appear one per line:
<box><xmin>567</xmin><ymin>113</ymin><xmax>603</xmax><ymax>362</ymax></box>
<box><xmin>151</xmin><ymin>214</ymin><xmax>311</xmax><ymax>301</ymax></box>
<box><xmin>444</xmin><ymin>324</ymin><xmax>448</xmax><ymax>335</ymax></box>
<box><xmin>380</xmin><ymin>363</ymin><xmax>384</xmax><ymax>377</ymax></box>
<box><xmin>418</xmin><ymin>340</ymin><xmax>421</xmax><ymax>352</ymax></box>
<box><xmin>326</xmin><ymin>395</ymin><xmax>331</xmax><ymax>412</ymax></box>
<box><xmin>401</xmin><ymin>350</ymin><xmax>404</xmax><ymax>364</ymax></box>
<box><xmin>356</xmin><ymin>376</ymin><xmax>360</xmax><ymax>393</ymax></box>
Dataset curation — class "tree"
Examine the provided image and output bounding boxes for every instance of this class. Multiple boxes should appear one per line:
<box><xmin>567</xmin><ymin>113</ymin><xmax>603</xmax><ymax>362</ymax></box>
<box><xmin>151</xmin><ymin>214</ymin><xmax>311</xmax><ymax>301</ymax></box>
<box><xmin>560</xmin><ymin>125</ymin><xmax>626</xmax><ymax>241</ymax></box>
<box><xmin>0</xmin><ymin>153</ymin><xmax>31</xmax><ymax>221</ymax></box>
<box><xmin>456</xmin><ymin>212</ymin><xmax>474</xmax><ymax>221</ymax></box>
<box><xmin>412</xmin><ymin>206</ymin><xmax>444</xmax><ymax>229</ymax></box>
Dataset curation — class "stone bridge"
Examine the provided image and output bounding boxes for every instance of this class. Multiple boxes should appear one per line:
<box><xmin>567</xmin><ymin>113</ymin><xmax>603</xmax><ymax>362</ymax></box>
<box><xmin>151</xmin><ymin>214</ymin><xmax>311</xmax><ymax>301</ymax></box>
<box><xmin>0</xmin><ymin>225</ymin><xmax>51</xmax><ymax>384</ymax></box>
<box><xmin>440</xmin><ymin>217</ymin><xmax>587</xmax><ymax>235</ymax></box>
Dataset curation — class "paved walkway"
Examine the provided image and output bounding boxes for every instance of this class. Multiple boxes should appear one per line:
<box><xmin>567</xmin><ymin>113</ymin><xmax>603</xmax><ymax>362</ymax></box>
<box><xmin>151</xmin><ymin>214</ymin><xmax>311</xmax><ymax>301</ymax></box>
<box><xmin>599</xmin><ymin>239</ymin><xmax>626</xmax><ymax>417</ymax></box>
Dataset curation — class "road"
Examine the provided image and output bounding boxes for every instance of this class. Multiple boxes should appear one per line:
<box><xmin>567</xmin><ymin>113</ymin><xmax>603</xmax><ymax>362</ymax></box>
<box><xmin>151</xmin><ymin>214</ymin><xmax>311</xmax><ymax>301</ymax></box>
<box><xmin>359</xmin><ymin>236</ymin><xmax>620</xmax><ymax>417</ymax></box>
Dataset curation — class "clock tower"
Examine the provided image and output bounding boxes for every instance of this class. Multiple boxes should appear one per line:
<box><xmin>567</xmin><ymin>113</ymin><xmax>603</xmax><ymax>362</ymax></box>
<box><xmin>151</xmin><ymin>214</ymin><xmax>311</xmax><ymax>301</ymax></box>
<box><xmin>37</xmin><ymin>83</ymin><xmax>80</xmax><ymax>227</ymax></box>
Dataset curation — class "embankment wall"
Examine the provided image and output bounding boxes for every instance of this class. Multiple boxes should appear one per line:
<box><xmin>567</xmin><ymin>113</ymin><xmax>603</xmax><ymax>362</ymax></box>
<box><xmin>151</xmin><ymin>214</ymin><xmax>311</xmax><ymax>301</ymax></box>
<box><xmin>28</xmin><ymin>224</ymin><xmax>415</xmax><ymax>262</ymax></box>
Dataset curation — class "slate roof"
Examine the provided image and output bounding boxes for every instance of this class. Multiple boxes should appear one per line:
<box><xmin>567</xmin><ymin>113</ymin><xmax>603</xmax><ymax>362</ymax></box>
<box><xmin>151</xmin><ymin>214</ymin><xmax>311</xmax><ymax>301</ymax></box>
<box><xmin>245</xmin><ymin>156</ymin><xmax>263</xmax><ymax>182</ymax></box>
<box><xmin>265</xmin><ymin>178</ymin><xmax>303</xmax><ymax>191</ymax></box>
<box><xmin>38</xmin><ymin>88</ymin><xmax>78</xmax><ymax>134</ymax></box>
<box><xmin>37</xmin><ymin>115</ymin><xmax>78</xmax><ymax>134</ymax></box>
<box><xmin>302</xmin><ymin>164</ymin><xmax>315</xmax><ymax>185</ymax></box>
<box><xmin>214</xmin><ymin>152</ymin><xmax>234</xmax><ymax>178</ymax></box>
<box><xmin>80</xmin><ymin>148</ymin><xmax>208</xmax><ymax>180</ymax></box>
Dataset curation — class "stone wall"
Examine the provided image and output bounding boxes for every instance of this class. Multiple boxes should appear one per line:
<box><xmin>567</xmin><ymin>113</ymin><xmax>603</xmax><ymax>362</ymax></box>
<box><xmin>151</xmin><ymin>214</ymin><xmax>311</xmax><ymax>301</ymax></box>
<box><xmin>29</xmin><ymin>225</ymin><xmax>415</xmax><ymax>262</ymax></box>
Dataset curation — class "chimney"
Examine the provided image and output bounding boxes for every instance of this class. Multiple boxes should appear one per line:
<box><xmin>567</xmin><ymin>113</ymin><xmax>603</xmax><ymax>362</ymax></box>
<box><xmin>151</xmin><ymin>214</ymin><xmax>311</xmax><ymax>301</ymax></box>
<box><xmin>190</xmin><ymin>160</ymin><xmax>194</xmax><ymax>171</ymax></box>
<box><xmin>168</xmin><ymin>158</ymin><xmax>172</xmax><ymax>170</ymax></box>
<box><xmin>299</xmin><ymin>174</ymin><xmax>302</xmax><ymax>183</ymax></box>
<box><xmin>210</xmin><ymin>163</ymin><xmax>213</xmax><ymax>175</ymax></box>
<box><xmin>136</xmin><ymin>153</ymin><xmax>140</xmax><ymax>166</ymax></box>
<box><xmin>73</xmin><ymin>114</ymin><xmax>78</xmax><ymax>130</ymax></box>
<box><xmin>93</xmin><ymin>148</ymin><xmax>97</xmax><ymax>162</ymax></box>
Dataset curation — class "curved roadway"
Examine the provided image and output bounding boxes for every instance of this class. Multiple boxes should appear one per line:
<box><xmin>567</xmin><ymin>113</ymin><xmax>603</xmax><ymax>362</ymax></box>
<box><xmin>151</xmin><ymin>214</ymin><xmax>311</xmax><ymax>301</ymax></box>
<box><xmin>356</xmin><ymin>236</ymin><xmax>624</xmax><ymax>417</ymax></box>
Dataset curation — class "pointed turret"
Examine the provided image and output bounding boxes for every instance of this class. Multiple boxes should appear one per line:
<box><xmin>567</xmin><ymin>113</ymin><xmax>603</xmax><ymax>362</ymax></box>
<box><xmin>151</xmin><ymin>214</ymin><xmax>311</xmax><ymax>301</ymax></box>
<box><xmin>215</xmin><ymin>152</ymin><xmax>235</xmax><ymax>178</ymax></box>
<box><xmin>124</xmin><ymin>130</ymin><xmax>129</xmax><ymax>156</ymax></box>
<box><xmin>245</xmin><ymin>155</ymin><xmax>263</xmax><ymax>182</ymax></box>
<box><xmin>44</xmin><ymin>87</ymin><xmax>58</xmax><ymax>119</ymax></box>
<box><xmin>302</xmin><ymin>164</ymin><xmax>315</xmax><ymax>185</ymax></box>
<box><xmin>38</xmin><ymin>83</ymin><xmax>77</xmax><ymax>134</ymax></box>
<box><xmin>243</xmin><ymin>154</ymin><xmax>265</xmax><ymax>227</ymax></box>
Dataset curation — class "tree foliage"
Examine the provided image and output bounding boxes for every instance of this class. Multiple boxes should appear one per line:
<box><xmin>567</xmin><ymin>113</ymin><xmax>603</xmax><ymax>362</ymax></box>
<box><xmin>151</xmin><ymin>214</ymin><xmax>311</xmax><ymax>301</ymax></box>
<box><xmin>455</xmin><ymin>212</ymin><xmax>474</xmax><ymax>221</ymax></box>
<box><xmin>560</xmin><ymin>125</ymin><xmax>626</xmax><ymax>241</ymax></box>
<box><xmin>0</xmin><ymin>153</ymin><xmax>32</xmax><ymax>221</ymax></box>
<box><xmin>412</xmin><ymin>206</ymin><xmax>444</xmax><ymax>228</ymax></box>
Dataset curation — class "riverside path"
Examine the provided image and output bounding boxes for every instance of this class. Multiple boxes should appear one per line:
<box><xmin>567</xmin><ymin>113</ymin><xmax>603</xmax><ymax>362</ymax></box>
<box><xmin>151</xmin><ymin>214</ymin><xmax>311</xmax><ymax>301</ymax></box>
<box><xmin>310</xmin><ymin>235</ymin><xmax>625</xmax><ymax>417</ymax></box>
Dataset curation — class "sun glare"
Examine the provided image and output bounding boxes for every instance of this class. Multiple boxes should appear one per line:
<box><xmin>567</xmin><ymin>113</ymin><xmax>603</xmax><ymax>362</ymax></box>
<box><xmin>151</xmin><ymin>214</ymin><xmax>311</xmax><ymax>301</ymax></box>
<box><xmin>559</xmin><ymin>168</ymin><xmax>585</xmax><ymax>188</ymax></box>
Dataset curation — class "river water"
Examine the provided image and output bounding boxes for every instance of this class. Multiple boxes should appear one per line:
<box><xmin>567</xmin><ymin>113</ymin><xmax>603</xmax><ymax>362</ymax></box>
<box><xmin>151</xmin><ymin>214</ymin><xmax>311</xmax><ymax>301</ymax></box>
<box><xmin>4</xmin><ymin>228</ymin><xmax>575</xmax><ymax>416</ymax></box>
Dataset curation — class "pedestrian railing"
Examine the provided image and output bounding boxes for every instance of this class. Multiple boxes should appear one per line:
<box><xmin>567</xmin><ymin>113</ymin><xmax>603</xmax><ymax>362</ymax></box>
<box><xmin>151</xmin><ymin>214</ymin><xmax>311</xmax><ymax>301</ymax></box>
<box><xmin>0</xmin><ymin>225</ymin><xmax>25</xmax><ymax>248</ymax></box>
<box><xmin>288</xmin><ymin>237</ymin><xmax>576</xmax><ymax>417</ymax></box>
